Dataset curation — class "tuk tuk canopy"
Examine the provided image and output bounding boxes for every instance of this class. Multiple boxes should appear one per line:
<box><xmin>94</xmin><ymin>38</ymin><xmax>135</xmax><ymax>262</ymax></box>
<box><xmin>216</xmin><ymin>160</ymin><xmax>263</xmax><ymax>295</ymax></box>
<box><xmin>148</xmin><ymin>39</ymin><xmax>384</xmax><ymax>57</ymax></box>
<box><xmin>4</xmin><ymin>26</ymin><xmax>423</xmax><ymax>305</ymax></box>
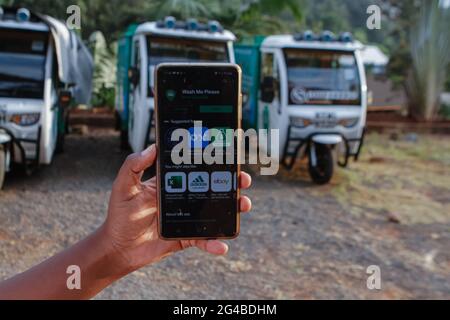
<box><xmin>38</xmin><ymin>14</ymin><xmax>94</xmax><ymax>105</ymax></box>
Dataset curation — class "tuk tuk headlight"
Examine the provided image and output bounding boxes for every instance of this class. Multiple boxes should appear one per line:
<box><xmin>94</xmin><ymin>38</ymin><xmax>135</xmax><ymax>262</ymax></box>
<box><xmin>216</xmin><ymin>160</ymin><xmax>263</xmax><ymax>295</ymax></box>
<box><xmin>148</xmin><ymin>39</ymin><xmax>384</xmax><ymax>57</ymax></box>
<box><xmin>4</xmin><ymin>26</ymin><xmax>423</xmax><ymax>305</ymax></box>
<box><xmin>10</xmin><ymin>113</ymin><xmax>40</xmax><ymax>126</ymax></box>
<box><xmin>290</xmin><ymin>116</ymin><xmax>312</xmax><ymax>128</ymax></box>
<box><xmin>338</xmin><ymin>117</ymin><xmax>359</xmax><ymax>128</ymax></box>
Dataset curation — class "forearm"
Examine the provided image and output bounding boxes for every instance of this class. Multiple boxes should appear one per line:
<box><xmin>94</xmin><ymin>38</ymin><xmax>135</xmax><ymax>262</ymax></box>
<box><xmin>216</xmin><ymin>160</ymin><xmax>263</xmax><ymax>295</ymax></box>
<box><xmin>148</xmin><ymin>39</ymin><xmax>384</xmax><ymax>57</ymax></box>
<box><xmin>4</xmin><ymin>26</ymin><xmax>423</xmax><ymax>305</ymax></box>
<box><xmin>0</xmin><ymin>225</ymin><xmax>128</xmax><ymax>299</ymax></box>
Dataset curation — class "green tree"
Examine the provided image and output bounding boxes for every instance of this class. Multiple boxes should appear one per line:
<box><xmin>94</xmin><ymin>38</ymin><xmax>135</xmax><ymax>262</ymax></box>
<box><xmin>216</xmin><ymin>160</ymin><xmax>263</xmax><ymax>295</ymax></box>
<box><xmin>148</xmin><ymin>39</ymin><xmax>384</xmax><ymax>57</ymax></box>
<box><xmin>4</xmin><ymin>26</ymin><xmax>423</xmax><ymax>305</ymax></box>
<box><xmin>146</xmin><ymin>0</ymin><xmax>304</xmax><ymax>39</ymax></box>
<box><xmin>385</xmin><ymin>0</ymin><xmax>420</xmax><ymax>86</ymax></box>
<box><xmin>304</xmin><ymin>0</ymin><xmax>350</xmax><ymax>33</ymax></box>
<box><xmin>149</xmin><ymin>0</ymin><xmax>214</xmax><ymax>19</ymax></box>
<box><xmin>213</xmin><ymin>0</ymin><xmax>303</xmax><ymax>38</ymax></box>
<box><xmin>6</xmin><ymin>0</ymin><xmax>150</xmax><ymax>41</ymax></box>
<box><xmin>407</xmin><ymin>0</ymin><xmax>450</xmax><ymax>120</ymax></box>
<box><xmin>89</xmin><ymin>31</ymin><xmax>116</xmax><ymax>108</ymax></box>
<box><xmin>4</xmin><ymin>0</ymin><xmax>303</xmax><ymax>41</ymax></box>
<box><xmin>386</xmin><ymin>0</ymin><xmax>450</xmax><ymax>120</ymax></box>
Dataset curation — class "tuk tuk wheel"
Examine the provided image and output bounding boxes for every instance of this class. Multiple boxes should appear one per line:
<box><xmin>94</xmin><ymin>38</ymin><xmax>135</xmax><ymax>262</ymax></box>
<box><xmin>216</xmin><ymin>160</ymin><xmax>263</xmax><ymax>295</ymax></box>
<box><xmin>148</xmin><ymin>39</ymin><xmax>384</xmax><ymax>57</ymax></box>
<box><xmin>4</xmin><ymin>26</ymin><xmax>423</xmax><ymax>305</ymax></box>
<box><xmin>0</xmin><ymin>146</ymin><xmax>5</xmax><ymax>190</ymax></box>
<box><xmin>308</xmin><ymin>144</ymin><xmax>334</xmax><ymax>185</ymax></box>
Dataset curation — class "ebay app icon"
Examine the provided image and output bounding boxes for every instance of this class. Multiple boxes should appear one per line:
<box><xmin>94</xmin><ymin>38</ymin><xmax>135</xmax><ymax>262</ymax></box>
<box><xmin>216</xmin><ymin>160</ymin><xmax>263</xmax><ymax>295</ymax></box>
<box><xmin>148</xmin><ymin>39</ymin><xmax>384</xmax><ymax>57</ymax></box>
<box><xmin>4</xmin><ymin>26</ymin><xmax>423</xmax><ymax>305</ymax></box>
<box><xmin>211</xmin><ymin>171</ymin><xmax>232</xmax><ymax>192</ymax></box>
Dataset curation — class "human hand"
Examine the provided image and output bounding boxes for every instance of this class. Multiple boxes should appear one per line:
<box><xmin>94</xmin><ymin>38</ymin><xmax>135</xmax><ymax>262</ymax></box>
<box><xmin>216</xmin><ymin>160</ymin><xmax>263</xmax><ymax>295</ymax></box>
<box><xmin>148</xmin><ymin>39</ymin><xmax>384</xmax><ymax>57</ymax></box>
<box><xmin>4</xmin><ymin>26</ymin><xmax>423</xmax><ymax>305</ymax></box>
<box><xmin>100</xmin><ymin>144</ymin><xmax>252</xmax><ymax>275</ymax></box>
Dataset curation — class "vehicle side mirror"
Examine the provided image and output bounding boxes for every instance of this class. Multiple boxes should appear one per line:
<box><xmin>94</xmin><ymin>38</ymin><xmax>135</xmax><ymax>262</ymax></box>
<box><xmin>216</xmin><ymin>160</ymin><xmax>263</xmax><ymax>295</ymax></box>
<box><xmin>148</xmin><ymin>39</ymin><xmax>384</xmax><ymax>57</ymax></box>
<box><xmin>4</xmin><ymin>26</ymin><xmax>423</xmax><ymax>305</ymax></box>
<box><xmin>128</xmin><ymin>67</ymin><xmax>140</xmax><ymax>88</ymax></box>
<box><xmin>260</xmin><ymin>76</ymin><xmax>276</xmax><ymax>103</ymax></box>
<box><xmin>58</xmin><ymin>90</ymin><xmax>72</xmax><ymax>109</ymax></box>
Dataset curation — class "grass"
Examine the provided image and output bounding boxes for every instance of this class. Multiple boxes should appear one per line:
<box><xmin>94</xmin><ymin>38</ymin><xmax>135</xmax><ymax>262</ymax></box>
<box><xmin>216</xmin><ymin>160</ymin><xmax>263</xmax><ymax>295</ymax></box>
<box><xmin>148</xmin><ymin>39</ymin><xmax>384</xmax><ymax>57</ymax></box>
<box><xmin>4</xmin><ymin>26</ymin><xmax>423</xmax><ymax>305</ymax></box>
<box><xmin>331</xmin><ymin>133</ymin><xmax>450</xmax><ymax>224</ymax></box>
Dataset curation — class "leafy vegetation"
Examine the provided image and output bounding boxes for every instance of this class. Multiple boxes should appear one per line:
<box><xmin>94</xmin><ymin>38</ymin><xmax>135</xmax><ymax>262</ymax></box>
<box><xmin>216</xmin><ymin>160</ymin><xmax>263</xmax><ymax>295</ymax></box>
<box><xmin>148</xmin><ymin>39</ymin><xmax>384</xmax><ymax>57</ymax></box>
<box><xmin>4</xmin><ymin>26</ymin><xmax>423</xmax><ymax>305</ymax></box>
<box><xmin>2</xmin><ymin>0</ymin><xmax>449</xmax><ymax>116</ymax></box>
<box><xmin>407</xmin><ymin>1</ymin><xmax>450</xmax><ymax>120</ymax></box>
<box><xmin>386</xmin><ymin>0</ymin><xmax>450</xmax><ymax>120</ymax></box>
<box><xmin>88</xmin><ymin>31</ymin><xmax>116</xmax><ymax>108</ymax></box>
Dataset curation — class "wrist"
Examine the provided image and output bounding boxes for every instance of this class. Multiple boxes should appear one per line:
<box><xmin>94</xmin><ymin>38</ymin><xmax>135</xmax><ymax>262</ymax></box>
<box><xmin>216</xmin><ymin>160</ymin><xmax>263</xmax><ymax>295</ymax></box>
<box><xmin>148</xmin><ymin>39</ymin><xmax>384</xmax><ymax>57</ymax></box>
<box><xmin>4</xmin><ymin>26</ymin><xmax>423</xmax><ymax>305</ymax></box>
<box><xmin>92</xmin><ymin>225</ymin><xmax>134</xmax><ymax>280</ymax></box>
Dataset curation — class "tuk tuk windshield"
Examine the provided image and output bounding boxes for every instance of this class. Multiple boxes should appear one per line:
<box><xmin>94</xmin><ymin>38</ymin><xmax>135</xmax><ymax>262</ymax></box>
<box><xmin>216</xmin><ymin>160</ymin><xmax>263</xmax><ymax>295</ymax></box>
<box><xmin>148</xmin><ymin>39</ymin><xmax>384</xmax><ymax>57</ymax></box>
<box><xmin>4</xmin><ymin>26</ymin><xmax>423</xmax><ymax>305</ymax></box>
<box><xmin>148</xmin><ymin>36</ymin><xmax>229</xmax><ymax>64</ymax></box>
<box><xmin>0</xmin><ymin>29</ymin><xmax>48</xmax><ymax>99</ymax></box>
<box><xmin>147</xmin><ymin>36</ymin><xmax>229</xmax><ymax>95</ymax></box>
<box><xmin>284</xmin><ymin>49</ymin><xmax>361</xmax><ymax>106</ymax></box>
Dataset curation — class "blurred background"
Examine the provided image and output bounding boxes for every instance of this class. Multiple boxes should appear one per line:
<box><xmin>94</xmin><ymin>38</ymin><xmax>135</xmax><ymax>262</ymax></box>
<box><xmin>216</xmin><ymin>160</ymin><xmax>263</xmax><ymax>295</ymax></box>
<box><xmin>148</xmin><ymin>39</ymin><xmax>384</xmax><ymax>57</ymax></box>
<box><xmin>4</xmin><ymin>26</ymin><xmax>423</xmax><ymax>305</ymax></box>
<box><xmin>2</xmin><ymin>0</ymin><xmax>449</xmax><ymax>118</ymax></box>
<box><xmin>0</xmin><ymin>0</ymin><xmax>449</xmax><ymax>299</ymax></box>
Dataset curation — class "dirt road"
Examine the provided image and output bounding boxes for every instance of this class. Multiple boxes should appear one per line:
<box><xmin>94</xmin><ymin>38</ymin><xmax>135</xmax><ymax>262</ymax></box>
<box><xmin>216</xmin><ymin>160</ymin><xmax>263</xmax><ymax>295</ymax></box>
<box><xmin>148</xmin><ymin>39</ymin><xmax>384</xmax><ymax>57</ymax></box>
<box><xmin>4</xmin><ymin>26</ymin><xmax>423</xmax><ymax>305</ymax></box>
<box><xmin>0</xmin><ymin>129</ymin><xmax>449</xmax><ymax>299</ymax></box>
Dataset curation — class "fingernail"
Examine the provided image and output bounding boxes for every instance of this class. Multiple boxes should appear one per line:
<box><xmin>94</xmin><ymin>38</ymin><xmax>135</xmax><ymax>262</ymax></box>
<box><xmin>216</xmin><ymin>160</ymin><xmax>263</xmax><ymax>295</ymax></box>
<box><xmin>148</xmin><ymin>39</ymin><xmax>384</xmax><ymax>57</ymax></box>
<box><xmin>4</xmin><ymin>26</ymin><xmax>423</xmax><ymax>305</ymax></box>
<box><xmin>141</xmin><ymin>144</ymin><xmax>155</xmax><ymax>157</ymax></box>
<box><xmin>207</xmin><ymin>241</ymin><xmax>228</xmax><ymax>255</ymax></box>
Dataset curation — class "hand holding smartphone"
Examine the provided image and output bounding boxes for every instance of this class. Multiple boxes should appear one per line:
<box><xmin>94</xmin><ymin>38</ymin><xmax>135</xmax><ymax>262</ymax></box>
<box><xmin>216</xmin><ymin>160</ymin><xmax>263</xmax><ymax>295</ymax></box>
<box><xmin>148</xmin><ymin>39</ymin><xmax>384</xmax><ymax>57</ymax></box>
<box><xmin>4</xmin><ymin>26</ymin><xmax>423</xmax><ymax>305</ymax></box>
<box><xmin>155</xmin><ymin>63</ymin><xmax>242</xmax><ymax>240</ymax></box>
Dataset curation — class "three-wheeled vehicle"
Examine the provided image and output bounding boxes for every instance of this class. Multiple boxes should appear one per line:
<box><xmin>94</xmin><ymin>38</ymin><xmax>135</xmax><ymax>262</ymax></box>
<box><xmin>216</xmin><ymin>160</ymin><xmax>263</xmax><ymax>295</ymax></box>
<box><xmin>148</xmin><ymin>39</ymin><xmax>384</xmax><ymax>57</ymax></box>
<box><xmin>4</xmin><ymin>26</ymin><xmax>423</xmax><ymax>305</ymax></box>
<box><xmin>235</xmin><ymin>31</ymin><xmax>367</xmax><ymax>184</ymax></box>
<box><xmin>0</xmin><ymin>7</ymin><xmax>93</xmax><ymax>189</ymax></box>
<box><xmin>115</xmin><ymin>17</ymin><xmax>236</xmax><ymax>152</ymax></box>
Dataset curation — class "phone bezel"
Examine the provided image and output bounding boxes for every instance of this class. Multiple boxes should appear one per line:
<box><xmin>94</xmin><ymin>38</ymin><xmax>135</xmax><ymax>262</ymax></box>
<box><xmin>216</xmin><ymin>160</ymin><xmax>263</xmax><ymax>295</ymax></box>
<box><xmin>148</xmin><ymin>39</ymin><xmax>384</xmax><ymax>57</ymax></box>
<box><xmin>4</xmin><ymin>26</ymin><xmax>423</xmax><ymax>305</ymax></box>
<box><xmin>154</xmin><ymin>63</ymin><xmax>242</xmax><ymax>240</ymax></box>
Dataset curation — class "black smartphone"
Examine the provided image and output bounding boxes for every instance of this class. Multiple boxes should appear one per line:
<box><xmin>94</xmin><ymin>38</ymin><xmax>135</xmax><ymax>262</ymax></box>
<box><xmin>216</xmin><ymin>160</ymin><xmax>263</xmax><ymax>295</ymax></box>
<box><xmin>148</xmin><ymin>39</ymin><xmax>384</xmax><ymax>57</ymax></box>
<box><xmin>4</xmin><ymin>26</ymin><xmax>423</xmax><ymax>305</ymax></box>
<box><xmin>155</xmin><ymin>63</ymin><xmax>242</xmax><ymax>240</ymax></box>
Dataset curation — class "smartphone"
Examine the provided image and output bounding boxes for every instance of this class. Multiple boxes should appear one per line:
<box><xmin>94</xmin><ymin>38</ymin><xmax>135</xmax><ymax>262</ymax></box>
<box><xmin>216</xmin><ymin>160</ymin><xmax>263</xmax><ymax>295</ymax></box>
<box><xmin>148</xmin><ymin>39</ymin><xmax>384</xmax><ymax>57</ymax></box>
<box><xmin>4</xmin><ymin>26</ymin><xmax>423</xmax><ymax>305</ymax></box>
<box><xmin>155</xmin><ymin>63</ymin><xmax>242</xmax><ymax>240</ymax></box>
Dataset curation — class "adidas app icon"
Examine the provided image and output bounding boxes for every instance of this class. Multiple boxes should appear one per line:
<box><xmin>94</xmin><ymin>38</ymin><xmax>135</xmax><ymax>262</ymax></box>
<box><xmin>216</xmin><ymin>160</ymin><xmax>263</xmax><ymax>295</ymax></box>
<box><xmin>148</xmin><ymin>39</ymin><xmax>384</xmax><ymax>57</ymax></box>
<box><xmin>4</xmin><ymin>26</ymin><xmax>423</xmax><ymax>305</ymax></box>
<box><xmin>188</xmin><ymin>172</ymin><xmax>209</xmax><ymax>192</ymax></box>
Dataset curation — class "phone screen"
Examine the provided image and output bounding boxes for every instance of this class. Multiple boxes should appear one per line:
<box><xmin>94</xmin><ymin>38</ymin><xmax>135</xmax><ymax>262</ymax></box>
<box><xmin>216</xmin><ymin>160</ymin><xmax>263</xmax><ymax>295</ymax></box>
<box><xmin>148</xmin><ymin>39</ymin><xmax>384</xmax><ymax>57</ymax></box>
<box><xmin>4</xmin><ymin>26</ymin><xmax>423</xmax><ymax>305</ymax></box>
<box><xmin>156</xmin><ymin>64</ymin><xmax>241</xmax><ymax>239</ymax></box>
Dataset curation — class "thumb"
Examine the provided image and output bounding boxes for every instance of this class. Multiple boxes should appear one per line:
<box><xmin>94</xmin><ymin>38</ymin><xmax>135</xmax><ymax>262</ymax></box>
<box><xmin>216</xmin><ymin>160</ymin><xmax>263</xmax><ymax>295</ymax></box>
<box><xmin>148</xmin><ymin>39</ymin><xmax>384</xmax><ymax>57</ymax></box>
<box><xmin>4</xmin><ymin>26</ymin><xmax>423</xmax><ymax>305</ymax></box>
<box><xmin>116</xmin><ymin>144</ymin><xmax>157</xmax><ymax>190</ymax></box>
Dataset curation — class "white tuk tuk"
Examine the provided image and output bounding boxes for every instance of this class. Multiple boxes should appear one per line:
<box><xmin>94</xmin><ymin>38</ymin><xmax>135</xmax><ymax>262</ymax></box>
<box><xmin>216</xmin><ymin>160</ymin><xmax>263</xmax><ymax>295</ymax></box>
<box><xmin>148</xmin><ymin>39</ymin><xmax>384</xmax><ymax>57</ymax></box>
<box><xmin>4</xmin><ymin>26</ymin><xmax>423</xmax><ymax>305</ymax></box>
<box><xmin>0</xmin><ymin>7</ymin><xmax>93</xmax><ymax>189</ymax></box>
<box><xmin>115</xmin><ymin>17</ymin><xmax>236</xmax><ymax>152</ymax></box>
<box><xmin>236</xmin><ymin>31</ymin><xmax>367</xmax><ymax>184</ymax></box>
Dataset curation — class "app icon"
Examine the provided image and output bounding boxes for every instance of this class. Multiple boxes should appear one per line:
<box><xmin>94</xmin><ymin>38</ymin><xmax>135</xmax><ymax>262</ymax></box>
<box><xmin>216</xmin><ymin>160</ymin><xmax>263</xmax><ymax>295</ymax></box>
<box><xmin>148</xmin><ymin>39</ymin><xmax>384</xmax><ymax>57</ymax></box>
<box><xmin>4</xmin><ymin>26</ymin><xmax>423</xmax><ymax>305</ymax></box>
<box><xmin>165</xmin><ymin>172</ymin><xmax>186</xmax><ymax>193</ymax></box>
<box><xmin>189</xmin><ymin>126</ymin><xmax>209</xmax><ymax>149</ymax></box>
<box><xmin>211</xmin><ymin>127</ymin><xmax>232</xmax><ymax>147</ymax></box>
<box><xmin>211</xmin><ymin>171</ymin><xmax>232</xmax><ymax>192</ymax></box>
<box><xmin>188</xmin><ymin>172</ymin><xmax>209</xmax><ymax>192</ymax></box>
<box><xmin>165</xmin><ymin>89</ymin><xmax>176</xmax><ymax>101</ymax></box>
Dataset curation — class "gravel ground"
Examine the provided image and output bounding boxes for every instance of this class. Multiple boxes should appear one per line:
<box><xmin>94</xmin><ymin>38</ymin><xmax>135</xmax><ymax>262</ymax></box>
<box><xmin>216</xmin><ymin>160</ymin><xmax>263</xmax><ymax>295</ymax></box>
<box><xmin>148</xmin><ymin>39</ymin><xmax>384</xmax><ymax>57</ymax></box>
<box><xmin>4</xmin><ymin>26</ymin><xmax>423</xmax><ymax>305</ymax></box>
<box><xmin>0</xmin><ymin>128</ymin><xmax>449</xmax><ymax>299</ymax></box>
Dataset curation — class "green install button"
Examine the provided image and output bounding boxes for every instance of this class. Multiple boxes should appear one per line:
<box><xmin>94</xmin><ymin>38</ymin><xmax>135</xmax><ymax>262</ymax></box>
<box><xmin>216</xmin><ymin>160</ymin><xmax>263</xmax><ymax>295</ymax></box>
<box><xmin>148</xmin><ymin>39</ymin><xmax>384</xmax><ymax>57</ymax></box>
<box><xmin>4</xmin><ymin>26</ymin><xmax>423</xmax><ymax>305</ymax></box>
<box><xmin>199</xmin><ymin>105</ymin><xmax>233</xmax><ymax>113</ymax></box>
